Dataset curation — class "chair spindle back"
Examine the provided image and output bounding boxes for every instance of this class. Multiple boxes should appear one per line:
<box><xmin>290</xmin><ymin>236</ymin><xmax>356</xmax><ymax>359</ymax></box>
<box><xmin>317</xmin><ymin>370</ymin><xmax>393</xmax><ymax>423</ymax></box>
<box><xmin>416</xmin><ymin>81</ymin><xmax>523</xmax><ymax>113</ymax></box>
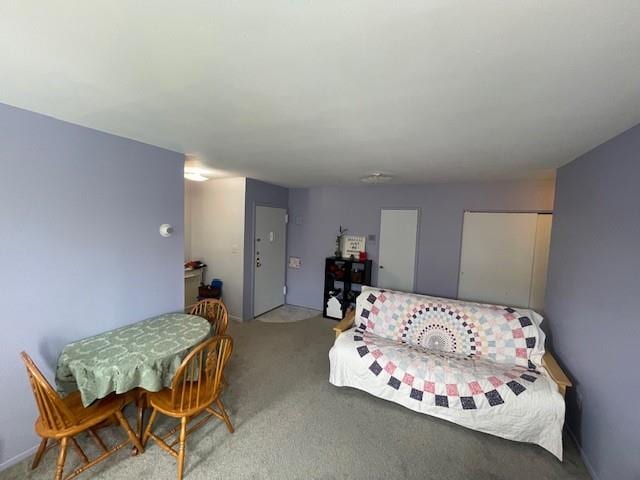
<box><xmin>189</xmin><ymin>299</ymin><xmax>229</xmax><ymax>336</ymax></box>
<box><xmin>20</xmin><ymin>351</ymin><xmax>77</xmax><ymax>431</ymax></box>
<box><xmin>170</xmin><ymin>336</ymin><xmax>233</xmax><ymax>412</ymax></box>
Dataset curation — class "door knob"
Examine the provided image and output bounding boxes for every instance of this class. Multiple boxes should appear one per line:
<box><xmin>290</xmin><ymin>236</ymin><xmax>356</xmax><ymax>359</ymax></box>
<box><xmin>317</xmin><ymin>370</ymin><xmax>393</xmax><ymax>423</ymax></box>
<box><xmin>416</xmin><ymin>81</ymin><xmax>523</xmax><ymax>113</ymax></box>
<box><xmin>379</xmin><ymin>265</ymin><xmax>384</xmax><ymax>269</ymax></box>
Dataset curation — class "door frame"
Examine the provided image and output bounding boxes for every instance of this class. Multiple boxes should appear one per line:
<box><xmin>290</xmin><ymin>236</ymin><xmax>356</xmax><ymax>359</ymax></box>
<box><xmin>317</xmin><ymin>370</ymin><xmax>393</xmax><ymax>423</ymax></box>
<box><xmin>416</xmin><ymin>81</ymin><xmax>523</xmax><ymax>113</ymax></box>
<box><xmin>251</xmin><ymin>202</ymin><xmax>287</xmax><ymax>318</ymax></box>
<box><xmin>454</xmin><ymin>209</ymin><xmax>553</xmax><ymax>299</ymax></box>
<box><xmin>376</xmin><ymin>207</ymin><xmax>421</xmax><ymax>292</ymax></box>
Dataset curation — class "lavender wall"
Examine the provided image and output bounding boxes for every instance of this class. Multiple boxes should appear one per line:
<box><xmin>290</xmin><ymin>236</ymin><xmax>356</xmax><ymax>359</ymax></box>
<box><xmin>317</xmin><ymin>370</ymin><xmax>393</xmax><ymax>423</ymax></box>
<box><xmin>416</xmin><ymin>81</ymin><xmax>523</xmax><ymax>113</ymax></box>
<box><xmin>243</xmin><ymin>178</ymin><xmax>289</xmax><ymax>320</ymax></box>
<box><xmin>286</xmin><ymin>179</ymin><xmax>554</xmax><ymax>309</ymax></box>
<box><xmin>0</xmin><ymin>103</ymin><xmax>184</xmax><ymax>468</ymax></box>
<box><xmin>545</xmin><ymin>124</ymin><xmax>640</xmax><ymax>480</ymax></box>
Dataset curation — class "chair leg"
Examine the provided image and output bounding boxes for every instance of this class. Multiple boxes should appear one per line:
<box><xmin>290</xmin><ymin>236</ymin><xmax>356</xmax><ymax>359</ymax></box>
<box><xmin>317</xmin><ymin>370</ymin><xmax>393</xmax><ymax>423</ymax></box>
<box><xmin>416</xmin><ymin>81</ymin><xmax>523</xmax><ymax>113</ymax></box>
<box><xmin>142</xmin><ymin>408</ymin><xmax>159</xmax><ymax>448</ymax></box>
<box><xmin>88</xmin><ymin>428</ymin><xmax>108</xmax><ymax>453</ymax></box>
<box><xmin>31</xmin><ymin>438</ymin><xmax>48</xmax><ymax>470</ymax></box>
<box><xmin>177</xmin><ymin>417</ymin><xmax>188</xmax><ymax>480</ymax></box>
<box><xmin>216</xmin><ymin>398</ymin><xmax>234</xmax><ymax>433</ymax></box>
<box><xmin>115</xmin><ymin>409</ymin><xmax>145</xmax><ymax>454</ymax></box>
<box><xmin>70</xmin><ymin>437</ymin><xmax>89</xmax><ymax>464</ymax></box>
<box><xmin>54</xmin><ymin>437</ymin><xmax>68</xmax><ymax>480</ymax></box>
<box><xmin>135</xmin><ymin>392</ymin><xmax>147</xmax><ymax>439</ymax></box>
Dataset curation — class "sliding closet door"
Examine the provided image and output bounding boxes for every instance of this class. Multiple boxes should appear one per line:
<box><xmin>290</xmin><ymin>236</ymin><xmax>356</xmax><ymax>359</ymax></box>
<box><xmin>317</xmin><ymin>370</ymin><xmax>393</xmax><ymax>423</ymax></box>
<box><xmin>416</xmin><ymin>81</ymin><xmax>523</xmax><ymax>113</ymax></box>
<box><xmin>458</xmin><ymin>212</ymin><xmax>538</xmax><ymax>308</ymax></box>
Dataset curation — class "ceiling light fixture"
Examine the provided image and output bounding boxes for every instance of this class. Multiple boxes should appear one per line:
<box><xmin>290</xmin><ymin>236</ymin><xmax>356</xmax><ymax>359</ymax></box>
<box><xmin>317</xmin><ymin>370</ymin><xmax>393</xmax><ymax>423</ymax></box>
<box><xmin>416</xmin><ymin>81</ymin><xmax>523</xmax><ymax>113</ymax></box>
<box><xmin>360</xmin><ymin>173</ymin><xmax>393</xmax><ymax>184</ymax></box>
<box><xmin>184</xmin><ymin>153</ymin><xmax>211</xmax><ymax>182</ymax></box>
<box><xmin>184</xmin><ymin>171</ymin><xmax>209</xmax><ymax>182</ymax></box>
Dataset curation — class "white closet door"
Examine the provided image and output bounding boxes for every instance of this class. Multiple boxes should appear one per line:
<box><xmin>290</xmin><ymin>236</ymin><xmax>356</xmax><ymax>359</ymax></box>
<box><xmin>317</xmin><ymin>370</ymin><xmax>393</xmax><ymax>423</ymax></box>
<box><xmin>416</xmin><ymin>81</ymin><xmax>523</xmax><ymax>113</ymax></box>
<box><xmin>458</xmin><ymin>212</ymin><xmax>538</xmax><ymax>307</ymax></box>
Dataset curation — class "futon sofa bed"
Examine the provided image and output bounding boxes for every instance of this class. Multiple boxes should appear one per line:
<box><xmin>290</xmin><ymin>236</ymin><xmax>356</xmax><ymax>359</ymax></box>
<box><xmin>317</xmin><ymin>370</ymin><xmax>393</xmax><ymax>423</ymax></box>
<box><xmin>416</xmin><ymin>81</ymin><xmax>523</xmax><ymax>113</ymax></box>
<box><xmin>329</xmin><ymin>287</ymin><xmax>570</xmax><ymax>459</ymax></box>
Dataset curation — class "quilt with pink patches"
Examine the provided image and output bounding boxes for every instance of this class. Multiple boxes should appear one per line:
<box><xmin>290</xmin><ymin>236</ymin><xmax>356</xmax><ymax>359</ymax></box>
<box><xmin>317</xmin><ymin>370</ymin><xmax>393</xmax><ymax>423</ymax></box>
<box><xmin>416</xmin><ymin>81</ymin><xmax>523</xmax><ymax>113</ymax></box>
<box><xmin>329</xmin><ymin>287</ymin><xmax>565</xmax><ymax>459</ymax></box>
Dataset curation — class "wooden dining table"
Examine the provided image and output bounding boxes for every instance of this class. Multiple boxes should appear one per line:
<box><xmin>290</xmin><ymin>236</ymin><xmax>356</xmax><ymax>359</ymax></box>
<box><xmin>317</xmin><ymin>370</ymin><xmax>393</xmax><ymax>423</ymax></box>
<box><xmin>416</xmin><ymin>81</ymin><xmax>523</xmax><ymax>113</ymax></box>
<box><xmin>55</xmin><ymin>313</ymin><xmax>211</xmax><ymax>407</ymax></box>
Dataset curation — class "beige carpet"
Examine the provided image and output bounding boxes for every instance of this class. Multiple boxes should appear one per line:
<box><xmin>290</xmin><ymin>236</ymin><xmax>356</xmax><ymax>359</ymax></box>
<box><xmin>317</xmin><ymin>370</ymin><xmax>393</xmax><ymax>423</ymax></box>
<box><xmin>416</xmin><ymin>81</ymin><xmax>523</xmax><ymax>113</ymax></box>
<box><xmin>1</xmin><ymin>315</ymin><xmax>590</xmax><ymax>480</ymax></box>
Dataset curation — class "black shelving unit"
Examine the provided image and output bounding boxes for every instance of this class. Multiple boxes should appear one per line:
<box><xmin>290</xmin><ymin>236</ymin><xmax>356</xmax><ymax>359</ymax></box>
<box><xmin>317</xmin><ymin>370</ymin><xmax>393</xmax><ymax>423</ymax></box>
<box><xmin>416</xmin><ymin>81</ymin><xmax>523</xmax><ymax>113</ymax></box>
<box><xmin>323</xmin><ymin>257</ymin><xmax>373</xmax><ymax>319</ymax></box>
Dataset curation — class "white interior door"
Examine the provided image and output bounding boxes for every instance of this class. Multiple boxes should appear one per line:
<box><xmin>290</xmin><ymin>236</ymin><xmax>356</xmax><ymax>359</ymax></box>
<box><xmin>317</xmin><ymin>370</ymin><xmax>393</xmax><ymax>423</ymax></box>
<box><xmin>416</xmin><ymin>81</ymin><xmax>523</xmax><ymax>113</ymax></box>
<box><xmin>254</xmin><ymin>206</ymin><xmax>287</xmax><ymax>317</ymax></box>
<box><xmin>458</xmin><ymin>212</ymin><xmax>539</xmax><ymax>308</ymax></box>
<box><xmin>378</xmin><ymin>209</ymin><xmax>419</xmax><ymax>292</ymax></box>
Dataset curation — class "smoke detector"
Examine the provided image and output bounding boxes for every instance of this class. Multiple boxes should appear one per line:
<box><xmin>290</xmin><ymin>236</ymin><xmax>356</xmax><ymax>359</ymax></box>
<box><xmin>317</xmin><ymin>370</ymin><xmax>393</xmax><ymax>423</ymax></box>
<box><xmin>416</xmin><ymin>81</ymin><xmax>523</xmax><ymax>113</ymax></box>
<box><xmin>360</xmin><ymin>173</ymin><xmax>393</xmax><ymax>184</ymax></box>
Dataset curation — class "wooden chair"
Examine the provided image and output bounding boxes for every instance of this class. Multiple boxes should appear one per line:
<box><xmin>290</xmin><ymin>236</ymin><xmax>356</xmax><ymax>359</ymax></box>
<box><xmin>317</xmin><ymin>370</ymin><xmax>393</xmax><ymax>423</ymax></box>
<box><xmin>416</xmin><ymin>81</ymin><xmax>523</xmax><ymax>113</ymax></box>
<box><xmin>189</xmin><ymin>299</ymin><xmax>228</xmax><ymax>336</ymax></box>
<box><xmin>20</xmin><ymin>352</ymin><xmax>144</xmax><ymax>480</ymax></box>
<box><xmin>142</xmin><ymin>336</ymin><xmax>234</xmax><ymax>480</ymax></box>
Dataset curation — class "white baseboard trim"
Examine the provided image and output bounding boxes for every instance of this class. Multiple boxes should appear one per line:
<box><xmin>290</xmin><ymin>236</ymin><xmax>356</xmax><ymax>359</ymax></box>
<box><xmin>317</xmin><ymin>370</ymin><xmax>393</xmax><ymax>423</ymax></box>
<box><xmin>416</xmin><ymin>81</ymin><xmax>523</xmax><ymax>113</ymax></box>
<box><xmin>566</xmin><ymin>426</ymin><xmax>599</xmax><ymax>480</ymax></box>
<box><xmin>0</xmin><ymin>443</ymin><xmax>38</xmax><ymax>472</ymax></box>
<box><xmin>285</xmin><ymin>301</ymin><xmax>322</xmax><ymax>311</ymax></box>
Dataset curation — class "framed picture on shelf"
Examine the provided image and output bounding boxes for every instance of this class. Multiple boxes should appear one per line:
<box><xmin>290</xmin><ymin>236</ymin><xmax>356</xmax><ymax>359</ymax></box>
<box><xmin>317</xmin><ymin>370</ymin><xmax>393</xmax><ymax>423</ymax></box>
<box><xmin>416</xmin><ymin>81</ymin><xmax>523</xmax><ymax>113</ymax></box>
<box><xmin>340</xmin><ymin>235</ymin><xmax>365</xmax><ymax>259</ymax></box>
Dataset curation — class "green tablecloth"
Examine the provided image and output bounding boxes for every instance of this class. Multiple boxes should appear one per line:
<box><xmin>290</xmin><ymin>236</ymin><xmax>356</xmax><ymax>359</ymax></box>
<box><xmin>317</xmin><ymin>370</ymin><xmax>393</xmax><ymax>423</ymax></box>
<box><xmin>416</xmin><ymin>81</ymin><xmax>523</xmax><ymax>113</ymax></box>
<box><xmin>55</xmin><ymin>313</ymin><xmax>210</xmax><ymax>406</ymax></box>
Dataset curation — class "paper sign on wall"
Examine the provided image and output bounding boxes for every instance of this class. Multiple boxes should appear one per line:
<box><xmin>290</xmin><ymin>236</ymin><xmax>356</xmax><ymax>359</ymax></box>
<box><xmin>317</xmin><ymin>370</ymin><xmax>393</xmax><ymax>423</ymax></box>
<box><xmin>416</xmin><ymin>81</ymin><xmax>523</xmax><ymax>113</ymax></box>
<box><xmin>288</xmin><ymin>256</ymin><xmax>302</xmax><ymax>269</ymax></box>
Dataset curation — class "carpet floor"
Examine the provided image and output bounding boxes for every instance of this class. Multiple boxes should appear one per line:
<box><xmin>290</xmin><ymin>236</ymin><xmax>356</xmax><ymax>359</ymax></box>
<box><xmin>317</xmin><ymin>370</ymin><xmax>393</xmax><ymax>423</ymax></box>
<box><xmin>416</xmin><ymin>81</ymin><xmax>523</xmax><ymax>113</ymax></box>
<box><xmin>2</xmin><ymin>315</ymin><xmax>590</xmax><ymax>480</ymax></box>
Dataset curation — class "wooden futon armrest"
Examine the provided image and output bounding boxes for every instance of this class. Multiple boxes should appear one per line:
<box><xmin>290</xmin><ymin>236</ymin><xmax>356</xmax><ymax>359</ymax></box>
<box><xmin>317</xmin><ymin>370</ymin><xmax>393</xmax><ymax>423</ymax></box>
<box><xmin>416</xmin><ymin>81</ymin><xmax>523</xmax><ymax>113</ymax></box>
<box><xmin>542</xmin><ymin>352</ymin><xmax>572</xmax><ymax>398</ymax></box>
<box><xmin>333</xmin><ymin>310</ymin><xmax>356</xmax><ymax>338</ymax></box>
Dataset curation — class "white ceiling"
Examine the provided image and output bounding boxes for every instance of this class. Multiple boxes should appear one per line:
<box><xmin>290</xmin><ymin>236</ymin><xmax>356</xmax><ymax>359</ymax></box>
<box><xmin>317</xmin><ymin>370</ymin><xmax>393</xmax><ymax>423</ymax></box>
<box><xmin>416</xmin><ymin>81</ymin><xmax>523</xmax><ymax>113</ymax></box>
<box><xmin>1</xmin><ymin>1</ymin><xmax>639</xmax><ymax>187</ymax></box>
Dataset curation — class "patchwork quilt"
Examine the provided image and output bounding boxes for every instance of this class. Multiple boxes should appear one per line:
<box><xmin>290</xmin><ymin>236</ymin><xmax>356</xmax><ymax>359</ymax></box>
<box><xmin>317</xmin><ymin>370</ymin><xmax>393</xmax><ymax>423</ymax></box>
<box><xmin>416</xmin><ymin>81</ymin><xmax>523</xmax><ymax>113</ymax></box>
<box><xmin>329</xmin><ymin>287</ymin><xmax>565</xmax><ymax>459</ymax></box>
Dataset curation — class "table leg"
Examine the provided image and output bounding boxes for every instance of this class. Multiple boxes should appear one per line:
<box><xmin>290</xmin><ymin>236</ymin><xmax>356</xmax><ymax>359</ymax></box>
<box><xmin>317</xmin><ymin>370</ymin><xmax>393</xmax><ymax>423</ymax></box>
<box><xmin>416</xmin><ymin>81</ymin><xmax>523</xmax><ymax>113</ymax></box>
<box><xmin>132</xmin><ymin>391</ymin><xmax>148</xmax><ymax>456</ymax></box>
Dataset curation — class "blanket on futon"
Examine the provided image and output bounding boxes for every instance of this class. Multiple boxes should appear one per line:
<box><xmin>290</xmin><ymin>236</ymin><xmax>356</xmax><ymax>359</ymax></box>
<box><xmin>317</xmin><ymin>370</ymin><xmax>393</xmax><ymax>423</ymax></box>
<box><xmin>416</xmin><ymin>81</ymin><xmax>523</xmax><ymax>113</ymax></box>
<box><xmin>329</xmin><ymin>287</ymin><xmax>565</xmax><ymax>459</ymax></box>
